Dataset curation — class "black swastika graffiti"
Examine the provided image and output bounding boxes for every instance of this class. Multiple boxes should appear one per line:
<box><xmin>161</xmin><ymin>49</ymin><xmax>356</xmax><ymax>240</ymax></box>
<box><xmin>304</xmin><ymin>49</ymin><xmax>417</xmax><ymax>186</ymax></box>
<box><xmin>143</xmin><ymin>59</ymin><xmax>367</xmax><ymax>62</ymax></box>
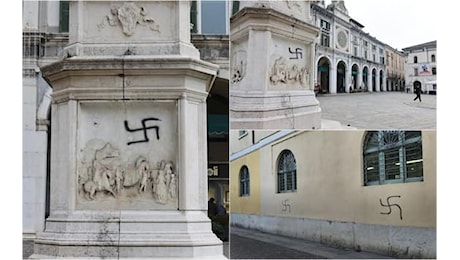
<box><xmin>124</xmin><ymin>117</ymin><xmax>161</xmax><ymax>145</ymax></box>
<box><xmin>288</xmin><ymin>47</ymin><xmax>303</xmax><ymax>60</ymax></box>
<box><xmin>379</xmin><ymin>195</ymin><xmax>402</xmax><ymax>220</ymax></box>
<box><xmin>281</xmin><ymin>199</ymin><xmax>291</xmax><ymax>213</ymax></box>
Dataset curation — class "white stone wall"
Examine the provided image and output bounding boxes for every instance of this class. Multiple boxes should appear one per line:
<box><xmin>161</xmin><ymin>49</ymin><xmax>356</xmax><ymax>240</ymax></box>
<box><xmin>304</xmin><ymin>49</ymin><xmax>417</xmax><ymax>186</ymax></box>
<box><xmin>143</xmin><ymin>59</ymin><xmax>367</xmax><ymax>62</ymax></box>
<box><xmin>231</xmin><ymin>213</ymin><xmax>436</xmax><ymax>258</ymax></box>
<box><xmin>23</xmin><ymin>76</ymin><xmax>48</xmax><ymax>238</ymax></box>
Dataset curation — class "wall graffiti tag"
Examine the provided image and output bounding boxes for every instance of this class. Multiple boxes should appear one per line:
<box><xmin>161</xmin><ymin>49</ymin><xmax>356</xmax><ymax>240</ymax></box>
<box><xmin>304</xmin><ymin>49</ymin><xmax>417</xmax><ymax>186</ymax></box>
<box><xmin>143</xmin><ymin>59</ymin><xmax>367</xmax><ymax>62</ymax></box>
<box><xmin>288</xmin><ymin>47</ymin><xmax>303</xmax><ymax>60</ymax></box>
<box><xmin>124</xmin><ymin>117</ymin><xmax>161</xmax><ymax>145</ymax></box>
<box><xmin>281</xmin><ymin>199</ymin><xmax>291</xmax><ymax>213</ymax></box>
<box><xmin>379</xmin><ymin>195</ymin><xmax>402</xmax><ymax>220</ymax></box>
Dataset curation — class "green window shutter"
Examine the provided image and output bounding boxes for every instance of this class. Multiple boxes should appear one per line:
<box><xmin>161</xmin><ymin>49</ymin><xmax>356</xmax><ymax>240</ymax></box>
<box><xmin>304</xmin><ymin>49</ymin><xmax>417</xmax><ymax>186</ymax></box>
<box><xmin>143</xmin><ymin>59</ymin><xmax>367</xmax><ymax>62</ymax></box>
<box><xmin>190</xmin><ymin>1</ymin><xmax>198</xmax><ymax>33</ymax></box>
<box><xmin>59</xmin><ymin>1</ymin><xmax>69</xmax><ymax>33</ymax></box>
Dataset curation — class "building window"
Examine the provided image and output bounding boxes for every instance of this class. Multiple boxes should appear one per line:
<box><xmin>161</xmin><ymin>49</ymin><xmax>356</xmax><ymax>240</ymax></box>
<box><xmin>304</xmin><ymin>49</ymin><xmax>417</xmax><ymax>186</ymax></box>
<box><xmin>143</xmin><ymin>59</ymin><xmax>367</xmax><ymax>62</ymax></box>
<box><xmin>320</xmin><ymin>19</ymin><xmax>330</xmax><ymax>47</ymax></box>
<box><xmin>414</xmin><ymin>56</ymin><xmax>418</xmax><ymax>63</ymax></box>
<box><xmin>232</xmin><ymin>0</ymin><xmax>240</xmax><ymax>15</ymax></box>
<box><xmin>238</xmin><ymin>130</ymin><xmax>248</xmax><ymax>139</ymax></box>
<box><xmin>363</xmin><ymin>40</ymin><xmax>368</xmax><ymax>47</ymax></box>
<box><xmin>190</xmin><ymin>0</ymin><xmax>228</xmax><ymax>34</ymax></box>
<box><xmin>277</xmin><ymin>150</ymin><xmax>297</xmax><ymax>193</ymax></box>
<box><xmin>353</xmin><ymin>46</ymin><xmax>358</xmax><ymax>56</ymax></box>
<box><xmin>414</xmin><ymin>68</ymin><xmax>418</xmax><ymax>76</ymax></box>
<box><xmin>364</xmin><ymin>50</ymin><xmax>368</xmax><ymax>60</ymax></box>
<box><xmin>239</xmin><ymin>166</ymin><xmax>250</xmax><ymax>196</ymax></box>
<box><xmin>432</xmin><ymin>67</ymin><xmax>437</xmax><ymax>75</ymax></box>
<box><xmin>373</xmin><ymin>54</ymin><xmax>376</xmax><ymax>62</ymax></box>
<box><xmin>431</xmin><ymin>54</ymin><xmax>436</xmax><ymax>63</ymax></box>
<box><xmin>59</xmin><ymin>1</ymin><xmax>70</xmax><ymax>33</ymax></box>
<box><xmin>363</xmin><ymin>131</ymin><xmax>423</xmax><ymax>186</ymax></box>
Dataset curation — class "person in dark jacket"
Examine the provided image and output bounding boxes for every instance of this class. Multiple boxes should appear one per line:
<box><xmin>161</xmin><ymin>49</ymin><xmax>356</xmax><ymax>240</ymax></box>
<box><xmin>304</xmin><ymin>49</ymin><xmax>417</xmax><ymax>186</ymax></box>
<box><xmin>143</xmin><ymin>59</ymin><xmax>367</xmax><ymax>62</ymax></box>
<box><xmin>208</xmin><ymin>198</ymin><xmax>218</xmax><ymax>218</ymax></box>
<box><xmin>413</xmin><ymin>86</ymin><xmax>422</xmax><ymax>102</ymax></box>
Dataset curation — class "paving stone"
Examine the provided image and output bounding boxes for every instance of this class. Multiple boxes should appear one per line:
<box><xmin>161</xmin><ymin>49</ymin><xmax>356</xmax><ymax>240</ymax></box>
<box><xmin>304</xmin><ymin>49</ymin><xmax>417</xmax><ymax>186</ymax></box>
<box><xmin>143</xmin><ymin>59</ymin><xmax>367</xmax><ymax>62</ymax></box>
<box><xmin>317</xmin><ymin>92</ymin><xmax>436</xmax><ymax>129</ymax></box>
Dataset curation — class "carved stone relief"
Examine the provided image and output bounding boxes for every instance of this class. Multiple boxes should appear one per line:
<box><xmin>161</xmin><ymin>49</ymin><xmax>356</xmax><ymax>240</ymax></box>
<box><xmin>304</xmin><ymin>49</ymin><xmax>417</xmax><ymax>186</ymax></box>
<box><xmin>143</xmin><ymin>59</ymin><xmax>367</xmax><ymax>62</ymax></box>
<box><xmin>269</xmin><ymin>57</ymin><xmax>309</xmax><ymax>87</ymax></box>
<box><xmin>286</xmin><ymin>0</ymin><xmax>302</xmax><ymax>13</ymax></box>
<box><xmin>107</xmin><ymin>2</ymin><xmax>160</xmax><ymax>36</ymax></box>
<box><xmin>77</xmin><ymin>141</ymin><xmax>177</xmax><ymax>205</ymax></box>
<box><xmin>231</xmin><ymin>51</ymin><xmax>247</xmax><ymax>85</ymax></box>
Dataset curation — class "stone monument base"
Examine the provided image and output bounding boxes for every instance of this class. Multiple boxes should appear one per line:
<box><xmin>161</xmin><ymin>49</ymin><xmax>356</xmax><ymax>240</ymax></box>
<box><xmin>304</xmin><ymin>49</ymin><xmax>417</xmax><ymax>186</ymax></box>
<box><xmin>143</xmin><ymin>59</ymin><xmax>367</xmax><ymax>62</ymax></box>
<box><xmin>230</xmin><ymin>90</ymin><xmax>321</xmax><ymax>129</ymax></box>
<box><xmin>31</xmin><ymin>211</ymin><xmax>224</xmax><ymax>258</ymax></box>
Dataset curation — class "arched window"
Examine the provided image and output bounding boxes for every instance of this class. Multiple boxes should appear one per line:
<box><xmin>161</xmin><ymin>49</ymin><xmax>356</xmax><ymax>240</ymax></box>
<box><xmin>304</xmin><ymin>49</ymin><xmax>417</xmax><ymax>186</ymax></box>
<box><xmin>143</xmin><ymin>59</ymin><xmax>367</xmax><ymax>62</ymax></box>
<box><xmin>277</xmin><ymin>150</ymin><xmax>297</xmax><ymax>193</ymax></box>
<box><xmin>431</xmin><ymin>54</ymin><xmax>436</xmax><ymax>63</ymax></box>
<box><xmin>413</xmin><ymin>56</ymin><xmax>418</xmax><ymax>63</ymax></box>
<box><xmin>239</xmin><ymin>166</ymin><xmax>250</xmax><ymax>196</ymax></box>
<box><xmin>363</xmin><ymin>131</ymin><xmax>423</xmax><ymax>186</ymax></box>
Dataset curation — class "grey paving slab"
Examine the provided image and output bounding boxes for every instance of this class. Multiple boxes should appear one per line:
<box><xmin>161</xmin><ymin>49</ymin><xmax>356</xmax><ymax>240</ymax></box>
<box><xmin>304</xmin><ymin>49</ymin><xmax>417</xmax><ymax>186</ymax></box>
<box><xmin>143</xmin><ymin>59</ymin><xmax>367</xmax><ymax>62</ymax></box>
<box><xmin>230</xmin><ymin>226</ymin><xmax>393</xmax><ymax>259</ymax></box>
<box><xmin>23</xmin><ymin>240</ymin><xmax>34</xmax><ymax>259</ymax></box>
<box><xmin>317</xmin><ymin>92</ymin><xmax>436</xmax><ymax>130</ymax></box>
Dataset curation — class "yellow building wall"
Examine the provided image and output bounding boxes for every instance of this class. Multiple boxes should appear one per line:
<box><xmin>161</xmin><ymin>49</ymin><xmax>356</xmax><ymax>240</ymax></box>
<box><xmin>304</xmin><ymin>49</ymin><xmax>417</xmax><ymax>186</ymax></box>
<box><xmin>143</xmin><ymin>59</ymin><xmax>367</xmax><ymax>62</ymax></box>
<box><xmin>230</xmin><ymin>150</ymin><xmax>261</xmax><ymax>215</ymax></box>
<box><xmin>249</xmin><ymin>130</ymin><xmax>436</xmax><ymax>228</ymax></box>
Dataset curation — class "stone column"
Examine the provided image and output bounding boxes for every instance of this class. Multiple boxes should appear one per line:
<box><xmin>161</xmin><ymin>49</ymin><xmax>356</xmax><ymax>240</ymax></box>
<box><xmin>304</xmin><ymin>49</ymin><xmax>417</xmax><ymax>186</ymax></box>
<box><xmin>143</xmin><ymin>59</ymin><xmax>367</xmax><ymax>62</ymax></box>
<box><xmin>345</xmin><ymin>67</ymin><xmax>351</xmax><ymax>93</ymax></box>
<box><xmin>383</xmin><ymin>72</ymin><xmax>387</xmax><ymax>92</ymax></box>
<box><xmin>230</xmin><ymin>1</ymin><xmax>321</xmax><ymax>129</ymax></box>
<box><xmin>356</xmin><ymin>68</ymin><xmax>362</xmax><ymax>92</ymax></box>
<box><xmin>32</xmin><ymin>1</ymin><xmax>223</xmax><ymax>258</ymax></box>
<box><xmin>330</xmin><ymin>65</ymin><xmax>337</xmax><ymax>94</ymax></box>
<box><xmin>367</xmin><ymin>69</ymin><xmax>372</xmax><ymax>92</ymax></box>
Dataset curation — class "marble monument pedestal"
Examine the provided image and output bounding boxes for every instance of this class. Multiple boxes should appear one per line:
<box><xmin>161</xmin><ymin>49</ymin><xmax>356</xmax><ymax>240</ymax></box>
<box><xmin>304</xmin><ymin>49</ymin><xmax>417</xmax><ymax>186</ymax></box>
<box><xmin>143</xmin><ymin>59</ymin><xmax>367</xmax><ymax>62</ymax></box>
<box><xmin>230</xmin><ymin>6</ymin><xmax>321</xmax><ymax>129</ymax></box>
<box><xmin>30</xmin><ymin>55</ymin><xmax>224</xmax><ymax>258</ymax></box>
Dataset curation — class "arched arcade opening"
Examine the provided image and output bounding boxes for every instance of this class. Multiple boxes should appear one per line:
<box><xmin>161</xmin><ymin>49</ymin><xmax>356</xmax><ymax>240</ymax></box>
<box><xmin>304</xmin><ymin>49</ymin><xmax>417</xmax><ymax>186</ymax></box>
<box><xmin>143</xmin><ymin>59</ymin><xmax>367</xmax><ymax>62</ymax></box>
<box><xmin>317</xmin><ymin>57</ymin><xmax>330</xmax><ymax>94</ymax></box>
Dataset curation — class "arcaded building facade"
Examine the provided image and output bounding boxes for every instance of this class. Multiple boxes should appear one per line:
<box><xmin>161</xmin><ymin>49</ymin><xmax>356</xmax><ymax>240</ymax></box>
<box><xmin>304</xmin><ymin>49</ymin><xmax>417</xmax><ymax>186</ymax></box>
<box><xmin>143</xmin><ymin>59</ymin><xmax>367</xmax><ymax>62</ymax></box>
<box><xmin>311</xmin><ymin>1</ymin><xmax>387</xmax><ymax>94</ymax></box>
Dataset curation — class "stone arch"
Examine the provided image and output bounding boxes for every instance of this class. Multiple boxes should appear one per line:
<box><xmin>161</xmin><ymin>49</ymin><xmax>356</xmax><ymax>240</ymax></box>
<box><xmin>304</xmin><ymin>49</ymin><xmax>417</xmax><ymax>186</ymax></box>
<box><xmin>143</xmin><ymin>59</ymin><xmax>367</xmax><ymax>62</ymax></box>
<box><xmin>317</xmin><ymin>56</ymin><xmax>332</xmax><ymax>94</ymax></box>
<box><xmin>336</xmin><ymin>60</ymin><xmax>347</xmax><ymax>93</ymax></box>
<box><xmin>362</xmin><ymin>66</ymin><xmax>369</xmax><ymax>91</ymax></box>
<box><xmin>351</xmin><ymin>63</ymin><xmax>359</xmax><ymax>90</ymax></box>
<box><xmin>379</xmin><ymin>70</ymin><xmax>384</xmax><ymax>91</ymax></box>
<box><xmin>372</xmin><ymin>68</ymin><xmax>377</xmax><ymax>92</ymax></box>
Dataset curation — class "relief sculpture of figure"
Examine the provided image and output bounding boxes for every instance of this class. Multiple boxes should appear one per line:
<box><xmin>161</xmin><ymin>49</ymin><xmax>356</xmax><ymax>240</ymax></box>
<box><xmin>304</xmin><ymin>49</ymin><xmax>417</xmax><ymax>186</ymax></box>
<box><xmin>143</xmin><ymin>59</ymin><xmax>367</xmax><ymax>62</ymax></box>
<box><xmin>299</xmin><ymin>67</ymin><xmax>309</xmax><ymax>87</ymax></box>
<box><xmin>114</xmin><ymin>167</ymin><xmax>124</xmax><ymax>194</ymax></box>
<box><xmin>269</xmin><ymin>57</ymin><xmax>287</xmax><ymax>85</ymax></box>
<box><xmin>136</xmin><ymin>157</ymin><xmax>150</xmax><ymax>193</ymax></box>
<box><xmin>82</xmin><ymin>143</ymin><xmax>119</xmax><ymax>200</ymax></box>
<box><xmin>153</xmin><ymin>160</ymin><xmax>170</xmax><ymax>204</ymax></box>
<box><xmin>168</xmin><ymin>171</ymin><xmax>177</xmax><ymax>200</ymax></box>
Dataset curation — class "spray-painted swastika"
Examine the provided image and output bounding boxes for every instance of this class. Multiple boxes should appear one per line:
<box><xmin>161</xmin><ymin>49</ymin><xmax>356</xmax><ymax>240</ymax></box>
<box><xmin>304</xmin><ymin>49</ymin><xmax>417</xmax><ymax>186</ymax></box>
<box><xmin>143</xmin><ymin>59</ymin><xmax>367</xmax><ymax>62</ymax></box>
<box><xmin>379</xmin><ymin>195</ymin><xmax>402</xmax><ymax>220</ymax></box>
<box><xmin>124</xmin><ymin>117</ymin><xmax>160</xmax><ymax>145</ymax></box>
<box><xmin>288</xmin><ymin>47</ymin><xmax>303</xmax><ymax>59</ymax></box>
<box><xmin>281</xmin><ymin>199</ymin><xmax>291</xmax><ymax>213</ymax></box>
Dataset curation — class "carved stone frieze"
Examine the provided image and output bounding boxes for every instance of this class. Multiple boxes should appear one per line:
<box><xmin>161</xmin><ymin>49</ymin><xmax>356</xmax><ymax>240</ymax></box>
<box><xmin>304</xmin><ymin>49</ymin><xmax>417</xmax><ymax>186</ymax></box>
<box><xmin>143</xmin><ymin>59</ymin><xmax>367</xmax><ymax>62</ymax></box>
<box><xmin>231</xmin><ymin>51</ymin><xmax>247</xmax><ymax>85</ymax></box>
<box><xmin>78</xmin><ymin>141</ymin><xmax>177</xmax><ymax>205</ymax></box>
<box><xmin>269</xmin><ymin>57</ymin><xmax>309</xmax><ymax>87</ymax></box>
<box><xmin>107</xmin><ymin>2</ymin><xmax>160</xmax><ymax>36</ymax></box>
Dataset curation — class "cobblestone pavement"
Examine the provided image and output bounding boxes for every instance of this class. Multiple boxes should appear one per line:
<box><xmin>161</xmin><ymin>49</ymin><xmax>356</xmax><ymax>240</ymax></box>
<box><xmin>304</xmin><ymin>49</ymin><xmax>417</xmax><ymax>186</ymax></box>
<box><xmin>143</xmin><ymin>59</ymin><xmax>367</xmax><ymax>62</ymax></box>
<box><xmin>317</xmin><ymin>92</ymin><xmax>436</xmax><ymax>129</ymax></box>
<box><xmin>230</xmin><ymin>227</ymin><xmax>392</xmax><ymax>259</ymax></box>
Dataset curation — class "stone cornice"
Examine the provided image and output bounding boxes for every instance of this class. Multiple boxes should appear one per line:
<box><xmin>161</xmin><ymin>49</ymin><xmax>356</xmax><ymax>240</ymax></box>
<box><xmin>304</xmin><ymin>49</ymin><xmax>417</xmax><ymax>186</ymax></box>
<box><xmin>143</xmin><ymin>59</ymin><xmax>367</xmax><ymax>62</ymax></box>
<box><xmin>231</xmin><ymin>7</ymin><xmax>319</xmax><ymax>43</ymax></box>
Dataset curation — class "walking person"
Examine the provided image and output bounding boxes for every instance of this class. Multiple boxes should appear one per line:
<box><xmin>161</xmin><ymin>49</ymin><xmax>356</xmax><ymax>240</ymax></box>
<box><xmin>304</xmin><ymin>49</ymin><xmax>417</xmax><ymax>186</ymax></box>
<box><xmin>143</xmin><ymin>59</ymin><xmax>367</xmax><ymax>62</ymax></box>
<box><xmin>413</xmin><ymin>85</ymin><xmax>422</xmax><ymax>102</ymax></box>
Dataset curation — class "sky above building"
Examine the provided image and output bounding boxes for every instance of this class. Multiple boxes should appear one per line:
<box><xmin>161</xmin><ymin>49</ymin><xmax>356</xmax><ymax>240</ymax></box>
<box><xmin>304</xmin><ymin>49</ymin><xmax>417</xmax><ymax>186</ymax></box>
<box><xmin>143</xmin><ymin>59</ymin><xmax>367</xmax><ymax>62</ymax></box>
<box><xmin>328</xmin><ymin>0</ymin><xmax>439</xmax><ymax>50</ymax></box>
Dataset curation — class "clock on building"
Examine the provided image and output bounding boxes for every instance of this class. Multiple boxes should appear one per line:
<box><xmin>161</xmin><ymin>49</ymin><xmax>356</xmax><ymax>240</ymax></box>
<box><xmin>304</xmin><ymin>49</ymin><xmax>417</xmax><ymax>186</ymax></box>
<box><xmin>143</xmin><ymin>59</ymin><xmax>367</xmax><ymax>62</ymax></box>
<box><xmin>337</xmin><ymin>30</ymin><xmax>348</xmax><ymax>49</ymax></box>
